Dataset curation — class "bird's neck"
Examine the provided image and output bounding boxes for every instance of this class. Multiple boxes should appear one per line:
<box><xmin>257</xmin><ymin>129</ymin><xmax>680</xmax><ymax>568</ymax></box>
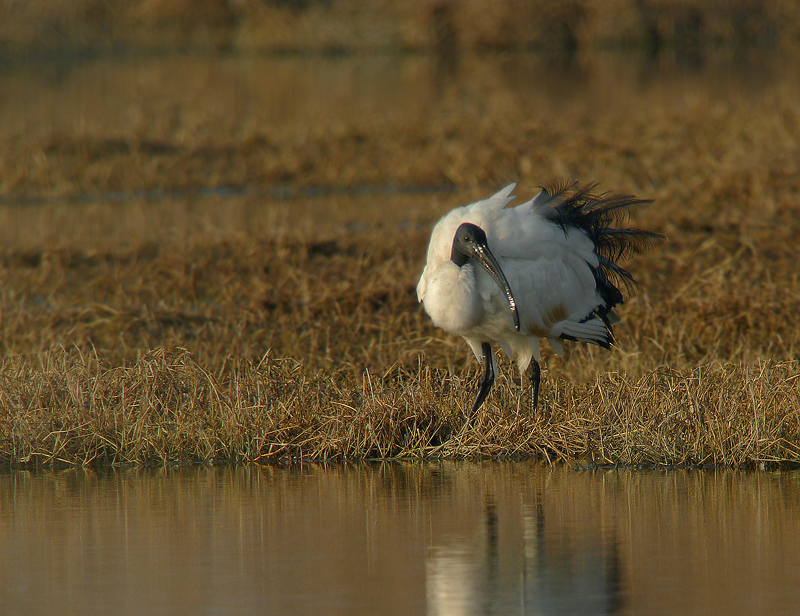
<box><xmin>450</xmin><ymin>247</ymin><xmax>469</xmax><ymax>267</ymax></box>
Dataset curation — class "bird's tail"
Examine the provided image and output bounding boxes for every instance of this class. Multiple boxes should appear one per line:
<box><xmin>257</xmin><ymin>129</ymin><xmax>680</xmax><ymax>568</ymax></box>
<box><xmin>559</xmin><ymin>317</ymin><xmax>614</xmax><ymax>349</ymax></box>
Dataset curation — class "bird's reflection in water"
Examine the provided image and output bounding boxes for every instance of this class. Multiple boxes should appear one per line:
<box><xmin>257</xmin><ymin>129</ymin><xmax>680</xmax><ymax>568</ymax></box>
<box><xmin>425</xmin><ymin>490</ymin><xmax>623</xmax><ymax>616</ymax></box>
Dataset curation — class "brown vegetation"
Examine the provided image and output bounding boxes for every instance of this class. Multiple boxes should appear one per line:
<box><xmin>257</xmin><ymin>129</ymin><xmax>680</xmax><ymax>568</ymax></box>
<box><xmin>1</xmin><ymin>0</ymin><xmax>798</xmax><ymax>54</ymax></box>
<box><xmin>1</xmin><ymin>7</ymin><xmax>799</xmax><ymax>467</ymax></box>
<box><xmin>2</xmin><ymin>171</ymin><xmax>798</xmax><ymax>466</ymax></box>
<box><xmin>2</xmin><ymin>346</ymin><xmax>798</xmax><ymax>467</ymax></box>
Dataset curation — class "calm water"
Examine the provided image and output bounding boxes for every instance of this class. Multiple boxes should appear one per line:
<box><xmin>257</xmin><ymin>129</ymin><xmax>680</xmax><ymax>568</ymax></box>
<box><xmin>1</xmin><ymin>462</ymin><xmax>799</xmax><ymax>616</ymax></box>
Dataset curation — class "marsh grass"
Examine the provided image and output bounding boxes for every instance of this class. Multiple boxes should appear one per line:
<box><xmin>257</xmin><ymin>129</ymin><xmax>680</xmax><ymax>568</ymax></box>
<box><xmin>3</xmin><ymin>163</ymin><xmax>800</xmax><ymax>468</ymax></box>
<box><xmin>2</xmin><ymin>346</ymin><xmax>798</xmax><ymax>467</ymax></box>
<box><xmin>2</xmin><ymin>168</ymin><xmax>800</xmax><ymax>467</ymax></box>
<box><xmin>2</xmin><ymin>8</ymin><xmax>800</xmax><ymax>467</ymax></box>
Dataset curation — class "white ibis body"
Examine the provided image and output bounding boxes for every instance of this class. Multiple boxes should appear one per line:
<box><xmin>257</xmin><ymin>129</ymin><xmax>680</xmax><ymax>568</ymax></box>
<box><xmin>416</xmin><ymin>182</ymin><xmax>663</xmax><ymax>419</ymax></box>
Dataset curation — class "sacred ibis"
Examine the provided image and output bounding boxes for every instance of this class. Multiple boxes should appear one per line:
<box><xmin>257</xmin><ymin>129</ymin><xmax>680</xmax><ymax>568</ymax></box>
<box><xmin>416</xmin><ymin>181</ymin><xmax>663</xmax><ymax>419</ymax></box>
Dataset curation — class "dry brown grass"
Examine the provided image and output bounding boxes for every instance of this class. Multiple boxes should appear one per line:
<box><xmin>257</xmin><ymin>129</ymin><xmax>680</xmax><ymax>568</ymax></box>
<box><xmin>1</xmin><ymin>24</ymin><xmax>800</xmax><ymax>466</ymax></box>
<box><xmin>1</xmin><ymin>191</ymin><xmax>799</xmax><ymax>467</ymax></box>
<box><xmin>2</xmin><ymin>347</ymin><xmax>798</xmax><ymax>467</ymax></box>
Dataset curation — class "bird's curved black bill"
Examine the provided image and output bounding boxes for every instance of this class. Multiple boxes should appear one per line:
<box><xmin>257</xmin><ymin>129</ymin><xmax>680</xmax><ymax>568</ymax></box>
<box><xmin>473</xmin><ymin>244</ymin><xmax>520</xmax><ymax>332</ymax></box>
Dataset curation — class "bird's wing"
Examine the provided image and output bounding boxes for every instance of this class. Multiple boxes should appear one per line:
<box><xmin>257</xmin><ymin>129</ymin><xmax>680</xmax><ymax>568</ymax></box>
<box><xmin>502</xmin><ymin>245</ymin><xmax>602</xmax><ymax>335</ymax></box>
<box><xmin>478</xmin><ymin>197</ymin><xmax>606</xmax><ymax>336</ymax></box>
<box><xmin>416</xmin><ymin>264</ymin><xmax>428</xmax><ymax>301</ymax></box>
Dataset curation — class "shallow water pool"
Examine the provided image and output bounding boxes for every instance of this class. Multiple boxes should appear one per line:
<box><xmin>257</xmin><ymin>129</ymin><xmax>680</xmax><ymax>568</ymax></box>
<box><xmin>1</xmin><ymin>462</ymin><xmax>798</xmax><ymax>615</ymax></box>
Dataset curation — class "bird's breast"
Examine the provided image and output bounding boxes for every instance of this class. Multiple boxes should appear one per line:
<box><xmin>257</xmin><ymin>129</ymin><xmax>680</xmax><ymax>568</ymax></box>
<box><xmin>421</xmin><ymin>262</ymin><xmax>483</xmax><ymax>335</ymax></box>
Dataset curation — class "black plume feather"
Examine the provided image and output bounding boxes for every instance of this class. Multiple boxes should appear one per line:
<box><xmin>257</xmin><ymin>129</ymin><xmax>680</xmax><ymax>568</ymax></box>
<box><xmin>540</xmin><ymin>180</ymin><xmax>665</xmax><ymax>305</ymax></box>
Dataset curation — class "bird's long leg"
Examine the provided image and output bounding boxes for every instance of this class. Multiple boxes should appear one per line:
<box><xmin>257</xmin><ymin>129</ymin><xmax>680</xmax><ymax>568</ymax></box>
<box><xmin>467</xmin><ymin>342</ymin><xmax>495</xmax><ymax>421</ymax></box>
<box><xmin>529</xmin><ymin>359</ymin><xmax>540</xmax><ymax>411</ymax></box>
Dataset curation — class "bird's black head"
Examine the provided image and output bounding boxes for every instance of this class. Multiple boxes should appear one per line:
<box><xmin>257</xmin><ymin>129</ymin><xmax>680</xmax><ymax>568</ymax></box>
<box><xmin>451</xmin><ymin>223</ymin><xmax>489</xmax><ymax>266</ymax></box>
<box><xmin>450</xmin><ymin>222</ymin><xmax>520</xmax><ymax>332</ymax></box>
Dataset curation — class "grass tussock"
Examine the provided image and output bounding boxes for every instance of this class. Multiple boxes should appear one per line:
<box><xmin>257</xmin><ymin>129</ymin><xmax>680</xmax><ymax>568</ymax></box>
<box><xmin>2</xmin><ymin>347</ymin><xmax>798</xmax><ymax>467</ymax></box>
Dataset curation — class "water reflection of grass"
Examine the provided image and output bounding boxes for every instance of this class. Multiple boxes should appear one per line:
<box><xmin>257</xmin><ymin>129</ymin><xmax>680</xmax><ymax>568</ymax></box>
<box><xmin>4</xmin><ymin>464</ymin><xmax>798</xmax><ymax>613</ymax></box>
<box><xmin>1</xmin><ymin>0</ymin><xmax>797</xmax><ymax>54</ymax></box>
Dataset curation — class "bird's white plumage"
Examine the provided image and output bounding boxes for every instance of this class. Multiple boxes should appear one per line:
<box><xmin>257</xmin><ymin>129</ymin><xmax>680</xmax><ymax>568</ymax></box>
<box><xmin>417</xmin><ymin>184</ymin><xmax>612</xmax><ymax>374</ymax></box>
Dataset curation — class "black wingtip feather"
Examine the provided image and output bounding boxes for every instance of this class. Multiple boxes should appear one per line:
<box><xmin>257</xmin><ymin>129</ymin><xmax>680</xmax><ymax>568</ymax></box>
<box><xmin>542</xmin><ymin>180</ymin><xmax>664</xmax><ymax>316</ymax></box>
